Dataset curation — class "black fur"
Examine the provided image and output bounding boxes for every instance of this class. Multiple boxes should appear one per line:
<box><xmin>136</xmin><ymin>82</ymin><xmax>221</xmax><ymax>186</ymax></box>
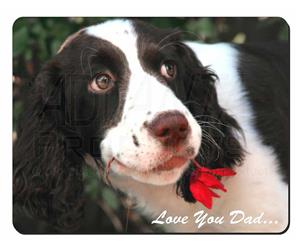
<box><xmin>13</xmin><ymin>33</ymin><xmax>131</xmax><ymax>231</ymax></box>
<box><xmin>13</xmin><ymin>61</ymin><xmax>85</xmax><ymax>231</ymax></box>
<box><xmin>237</xmin><ymin>42</ymin><xmax>290</xmax><ymax>182</ymax></box>
<box><xmin>176</xmin><ymin>48</ymin><xmax>245</xmax><ymax>202</ymax></box>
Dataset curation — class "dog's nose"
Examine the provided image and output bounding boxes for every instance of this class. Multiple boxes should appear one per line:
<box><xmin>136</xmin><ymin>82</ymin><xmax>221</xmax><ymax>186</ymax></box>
<box><xmin>148</xmin><ymin>111</ymin><xmax>190</xmax><ymax>147</ymax></box>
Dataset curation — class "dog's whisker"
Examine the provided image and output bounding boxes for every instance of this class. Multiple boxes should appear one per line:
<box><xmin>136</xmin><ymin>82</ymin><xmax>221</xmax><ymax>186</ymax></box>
<box><xmin>177</xmin><ymin>30</ymin><xmax>205</xmax><ymax>42</ymax></box>
<box><xmin>158</xmin><ymin>41</ymin><xmax>189</xmax><ymax>51</ymax></box>
<box><xmin>201</xmin><ymin>131</ymin><xmax>221</xmax><ymax>160</ymax></box>
<box><xmin>202</xmin><ymin>130</ymin><xmax>222</xmax><ymax>150</ymax></box>
<box><xmin>192</xmin><ymin>114</ymin><xmax>223</xmax><ymax>122</ymax></box>
<box><xmin>198</xmin><ymin>146</ymin><xmax>208</xmax><ymax>162</ymax></box>
<box><xmin>198</xmin><ymin>120</ymin><xmax>232</xmax><ymax>129</ymax></box>
<box><xmin>158</xmin><ymin>30</ymin><xmax>204</xmax><ymax>48</ymax></box>
<box><xmin>157</xmin><ymin>30</ymin><xmax>182</xmax><ymax>46</ymax></box>
<box><xmin>199</xmin><ymin>123</ymin><xmax>226</xmax><ymax>137</ymax></box>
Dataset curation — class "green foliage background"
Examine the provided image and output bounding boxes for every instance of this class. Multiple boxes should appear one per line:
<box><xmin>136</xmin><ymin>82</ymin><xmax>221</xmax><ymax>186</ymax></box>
<box><xmin>13</xmin><ymin>17</ymin><xmax>288</xmax><ymax>233</ymax></box>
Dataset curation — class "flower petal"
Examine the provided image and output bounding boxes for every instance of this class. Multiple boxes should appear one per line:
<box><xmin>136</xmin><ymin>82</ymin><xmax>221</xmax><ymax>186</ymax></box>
<box><xmin>190</xmin><ymin>180</ymin><xmax>220</xmax><ymax>209</ymax></box>
<box><xmin>198</xmin><ymin>172</ymin><xmax>227</xmax><ymax>192</ymax></box>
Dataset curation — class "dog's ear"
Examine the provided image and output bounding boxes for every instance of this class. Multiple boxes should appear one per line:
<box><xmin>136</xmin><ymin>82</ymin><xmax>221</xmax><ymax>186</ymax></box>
<box><xmin>13</xmin><ymin>59</ymin><xmax>84</xmax><ymax>231</ymax></box>
<box><xmin>176</xmin><ymin>43</ymin><xmax>244</xmax><ymax>202</ymax></box>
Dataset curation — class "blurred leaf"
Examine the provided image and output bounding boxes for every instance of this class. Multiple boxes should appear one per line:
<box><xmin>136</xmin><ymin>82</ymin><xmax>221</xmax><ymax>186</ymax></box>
<box><xmin>24</xmin><ymin>50</ymin><xmax>32</xmax><ymax>61</ymax></box>
<box><xmin>13</xmin><ymin>26</ymin><xmax>29</xmax><ymax>57</ymax></box>
<box><xmin>102</xmin><ymin>188</ymin><xmax>120</xmax><ymax>211</ymax></box>
<box><xmin>31</xmin><ymin>23</ymin><xmax>46</xmax><ymax>39</ymax></box>
<box><xmin>232</xmin><ymin>32</ymin><xmax>247</xmax><ymax>44</ymax></box>
<box><xmin>13</xmin><ymin>100</ymin><xmax>23</xmax><ymax>129</ymax></box>
<box><xmin>146</xmin><ymin>17</ymin><xmax>186</xmax><ymax>30</ymax></box>
<box><xmin>69</xmin><ymin>17</ymin><xmax>85</xmax><ymax>24</ymax></box>
<box><xmin>279</xmin><ymin>24</ymin><xmax>289</xmax><ymax>40</ymax></box>
<box><xmin>37</xmin><ymin>39</ymin><xmax>48</xmax><ymax>61</ymax></box>
<box><xmin>51</xmin><ymin>39</ymin><xmax>62</xmax><ymax>55</ymax></box>
<box><xmin>186</xmin><ymin>18</ymin><xmax>217</xmax><ymax>41</ymax></box>
<box><xmin>83</xmin><ymin>167</ymin><xmax>102</xmax><ymax>200</ymax></box>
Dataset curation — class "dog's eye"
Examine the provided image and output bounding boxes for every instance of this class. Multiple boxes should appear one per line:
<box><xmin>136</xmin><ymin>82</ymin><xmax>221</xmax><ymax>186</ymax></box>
<box><xmin>89</xmin><ymin>72</ymin><xmax>115</xmax><ymax>93</ymax></box>
<box><xmin>160</xmin><ymin>61</ymin><xmax>177</xmax><ymax>79</ymax></box>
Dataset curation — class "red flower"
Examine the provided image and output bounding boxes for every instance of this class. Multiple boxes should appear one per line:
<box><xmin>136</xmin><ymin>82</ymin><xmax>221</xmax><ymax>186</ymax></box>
<box><xmin>189</xmin><ymin>160</ymin><xmax>236</xmax><ymax>209</ymax></box>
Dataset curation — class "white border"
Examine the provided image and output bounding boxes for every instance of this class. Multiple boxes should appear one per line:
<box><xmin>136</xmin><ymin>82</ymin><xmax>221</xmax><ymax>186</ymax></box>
<box><xmin>1</xmin><ymin>1</ymin><xmax>298</xmax><ymax>249</ymax></box>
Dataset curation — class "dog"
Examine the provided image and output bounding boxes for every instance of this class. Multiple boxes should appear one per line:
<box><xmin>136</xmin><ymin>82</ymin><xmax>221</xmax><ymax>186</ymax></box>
<box><xmin>13</xmin><ymin>19</ymin><xmax>289</xmax><ymax>233</ymax></box>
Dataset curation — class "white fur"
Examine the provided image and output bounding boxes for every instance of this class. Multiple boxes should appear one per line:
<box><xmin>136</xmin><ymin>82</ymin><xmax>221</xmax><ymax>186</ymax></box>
<box><xmin>86</xmin><ymin>21</ymin><xmax>288</xmax><ymax>232</ymax></box>
<box><xmin>86</xmin><ymin>20</ymin><xmax>201</xmax><ymax>185</ymax></box>
<box><xmin>185</xmin><ymin>42</ymin><xmax>288</xmax><ymax>232</ymax></box>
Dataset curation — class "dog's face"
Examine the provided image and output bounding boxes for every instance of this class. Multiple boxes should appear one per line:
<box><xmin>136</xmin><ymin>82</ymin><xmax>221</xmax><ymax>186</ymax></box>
<box><xmin>55</xmin><ymin>20</ymin><xmax>206</xmax><ymax>185</ymax></box>
<box><xmin>84</xmin><ymin>20</ymin><xmax>202</xmax><ymax>185</ymax></box>
<box><xmin>57</xmin><ymin>20</ymin><xmax>203</xmax><ymax>185</ymax></box>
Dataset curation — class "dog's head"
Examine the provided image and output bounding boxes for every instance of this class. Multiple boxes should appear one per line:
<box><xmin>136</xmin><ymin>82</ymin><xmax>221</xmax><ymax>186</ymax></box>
<box><xmin>14</xmin><ymin>19</ymin><xmax>244</xmax><ymax>230</ymax></box>
<box><xmin>84</xmin><ymin>20</ymin><xmax>203</xmax><ymax>185</ymax></box>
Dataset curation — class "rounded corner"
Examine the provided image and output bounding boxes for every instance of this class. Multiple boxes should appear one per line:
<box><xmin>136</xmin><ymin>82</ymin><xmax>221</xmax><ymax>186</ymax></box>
<box><xmin>12</xmin><ymin>219</ymin><xmax>26</xmax><ymax>235</ymax></box>
<box><xmin>276</xmin><ymin>16</ymin><xmax>290</xmax><ymax>33</ymax></box>
<box><xmin>277</xmin><ymin>219</ymin><xmax>290</xmax><ymax>235</ymax></box>
<box><xmin>12</xmin><ymin>16</ymin><xmax>27</xmax><ymax>31</ymax></box>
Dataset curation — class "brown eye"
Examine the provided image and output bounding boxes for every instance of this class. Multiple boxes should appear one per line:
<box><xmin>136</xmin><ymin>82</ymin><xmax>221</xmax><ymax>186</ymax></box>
<box><xmin>160</xmin><ymin>61</ymin><xmax>176</xmax><ymax>79</ymax></box>
<box><xmin>89</xmin><ymin>72</ymin><xmax>115</xmax><ymax>93</ymax></box>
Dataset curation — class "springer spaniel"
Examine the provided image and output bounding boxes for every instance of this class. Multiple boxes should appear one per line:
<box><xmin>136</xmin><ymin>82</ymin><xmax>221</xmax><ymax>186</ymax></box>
<box><xmin>13</xmin><ymin>19</ymin><xmax>289</xmax><ymax>233</ymax></box>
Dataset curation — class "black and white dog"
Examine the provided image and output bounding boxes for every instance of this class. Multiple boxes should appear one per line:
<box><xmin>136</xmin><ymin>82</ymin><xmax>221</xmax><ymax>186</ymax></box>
<box><xmin>13</xmin><ymin>19</ymin><xmax>289</xmax><ymax>232</ymax></box>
